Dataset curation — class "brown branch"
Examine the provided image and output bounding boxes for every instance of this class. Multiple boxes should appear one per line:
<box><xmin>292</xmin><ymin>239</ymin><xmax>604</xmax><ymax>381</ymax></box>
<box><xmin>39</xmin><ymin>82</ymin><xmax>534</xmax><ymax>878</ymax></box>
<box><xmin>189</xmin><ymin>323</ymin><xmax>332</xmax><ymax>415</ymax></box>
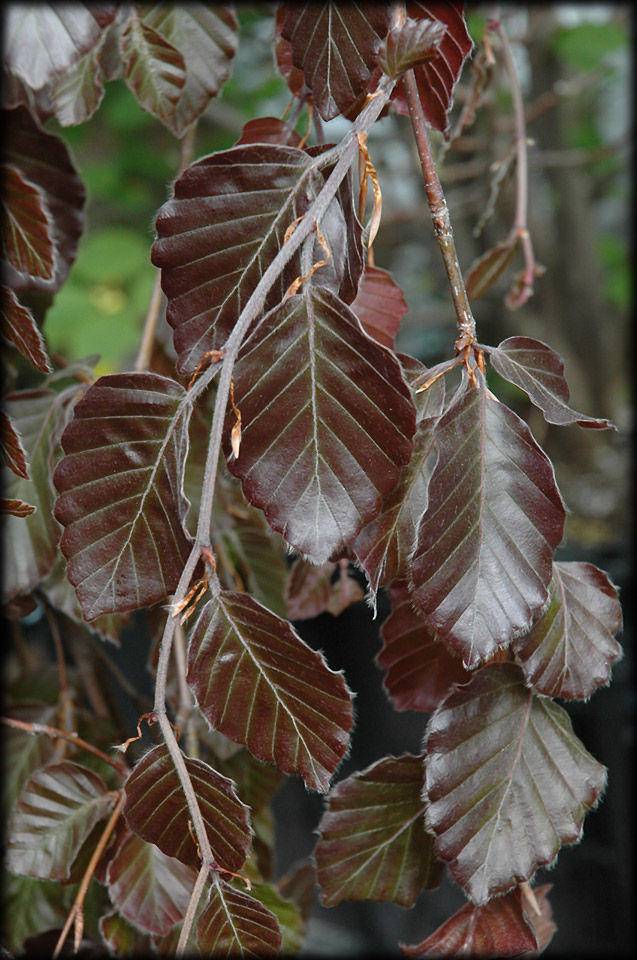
<box><xmin>1</xmin><ymin>716</ymin><xmax>128</xmax><ymax>776</ymax></box>
<box><xmin>45</xmin><ymin>607</ymin><xmax>73</xmax><ymax>753</ymax></box>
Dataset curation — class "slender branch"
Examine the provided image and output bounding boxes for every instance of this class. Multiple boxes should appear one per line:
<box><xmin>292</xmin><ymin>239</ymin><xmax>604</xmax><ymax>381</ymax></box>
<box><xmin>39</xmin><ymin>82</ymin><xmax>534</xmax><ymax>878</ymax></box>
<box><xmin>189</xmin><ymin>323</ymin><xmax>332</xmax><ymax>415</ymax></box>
<box><xmin>176</xmin><ymin>862</ymin><xmax>209</xmax><ymax>955</ymax></box>
<box><xmin>52</xmin><ymin>791</ymin><xmax>124</xmax><ymax>958</ymax></box>
<box><xmin>1</xmin><ymin>716</ymin><xmax>127</xmax><ymax>775</ymax></box>
<box><xmin>45</xmin><ymin>607</ymin><xmax>73</xmax><ymax>751</ymax></box>
<box><xmin>174</xmin><ymin>621</ymin><xmax>198</xmax><ymax>758</ymax></box>
<box><xmin>153</xmin><ymin>74</ymin><xmax>397</xmax><ymax>952</ymax></box>
<box><xmin>402</xmin><ymin>68</ymin><xmax>476</xmax><ymax>350</ymax></box>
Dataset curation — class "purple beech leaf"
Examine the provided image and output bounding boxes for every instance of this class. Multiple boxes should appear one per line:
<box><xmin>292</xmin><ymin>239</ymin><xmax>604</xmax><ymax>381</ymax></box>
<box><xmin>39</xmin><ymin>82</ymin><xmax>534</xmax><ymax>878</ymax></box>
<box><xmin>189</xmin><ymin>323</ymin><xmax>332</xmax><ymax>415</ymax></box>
<box><xmin>424</xmin><ymin>662</ymin><xmax>607</xmax><ymax>905</ymax></box>
<box><xmin>353</xmin><ymin>416</ymin><xmax>438</xmax><ymax>596</ymax></box>
<box><xmin>7</xmin><ymin>760</ymin><xmax>116</xmax><ymax>881</ymax></box>
<box><xmin>106</xmin><ymin>830</ymin><xmax>198</xmax><ymax>937</ymax></box>
<box><xmin>274</xmin><ymin>8</ymin><xmax>308</xmax><ymax>100</ymax></box>
<box><xmin>248</xmin><ymin>883</ymin><xmax>304</xmax><ymax>953</ymax></box>
<box><xmin>513</xmin><ymin>561</ymin><xmax>623</xmax><ymax>700</ymax></box>
<box><xmin>3</xmin><ymin>4</ymin><xmax>116</xmax><ymax>90</ymax></box>
<box><xmin>315</xmin><ymin>754</ymin><xmax>441</xmax><ymax>908</ymax></box>
<box><xmin>378</xmin><ymin>15</ymin><xmax>446</xmax><ymax>78</ymax></box>
<box><xmin>40</xmin><ymin>552</ymin><xmax>129</xmax><ymax>647</ymax></box>
<box><xmin>486</xmin><ymin>336</ymin><xmax>614</xmax><ymax>429</ymax></box>
<box><xmin>235</xmin><ymin>116</ymin><xmax>303</xmax><ymax>148</ymax></box>
<box><xmin>2</xmin><ymin>389</ymin><xmax>67</xmax><ymax>603</ymax></box>
<box><xmin>197</xmin><ymin>879</ymin><xmax>282</xmax><ymax>955</ymax></box>
<box><xmin>45</xmin><ymin>44</ymin><xmax>106</xmax><ymax>127</ymax></box>
<box><xmin>466</xmin><ymin>236</ymin><xmax>520</xmax><ymax>300</ymax></box>
<box><xmin>1</xmin><ymin>285</ymin><xmax>52</xmax><ymax>373</ymax></box>
<box><xmin>4</xmin><ymin>106</ymin><xmax>86</xmax><ymax>297</ymax></box>
<box><xmin>410</xmin><ymin>377</ymin><xmax>565</xmax><ymax>669</ymax></box>
<box><xmin>1</xmin><ymin>164</ymin><xmax>57</xmax><ymax>283</ymax></box>
<box><xmin>3</xmin><ymin>703</ymin><xmax>57</xmax><ymax>814</ymax></box>
<box><xmin>123</xmin><ymin>743</ymin><xmax>252</xmax><ymax>872</ymax></box>
<box><xmin>152</xmin><ymin>144</ymin><xmax>352</xmax><ymax>375</ymax></box>
<box><xmin>227</xmin><ymin>285</ymin><xmax>416</xmax><ymax>563</ymax></box>
<box><xmin>399</xmin><ymin>353</ymin><xmax>447</xmax><ymax>423</ymax></box>
<box><xmin>392</xmin><ymin>3</ymin><xmax>474</xmax><ymax>134</ymax></box>
<box><xmin>351</xmin><ymin>265</ymin><xmax>409</xmax><ymax>350</ymax></box>
<box><xmin>99</xmin><ymin>911</ymin><xmax>151</xmax><ymax>956</ymax></box>
<box><xmin>377</xmin><ymin>581</ymin><xmax>472</xmax><ymax>713</ymax></box>
<box><xmin>278</xmin><ymin>4</ymin><xmax>390</xmax><ymax>121</ymax></box>
<box><xmin>2</xmin><ymin>497</ymin><xmax>36</xmax><ymax>518</ymax></box>
<box><xmin>120</xmin><ymin>15</ymin><xmax>187</xmax><ymax>136</ymax></box>
<box><xmin>53</xmin><ymin>373</ymin><xmax>193</xmax><ymax>620</ymax></box>
<box><xmin>1</xmin><ymin>409</ymin><xmax>30</xmax><ymax>480</ymax></box>
<box><xmin>401</xmin><ymin>883</ymin><xmax>556</xmax><ymax>957</ymax></box>
<box><xmin>187</xmin><ymin>590</ymin><xmax>354</xmax><ymax>793</ymax></box>
<box><xmin>134</xmin><ymin>5</ymin><xmax>238</xmax><ymax>138</ymax></box>
<box><xmin>285</xmin><ymin>559</ymin><xmax>364</xmax><ymax>620</ymax></box>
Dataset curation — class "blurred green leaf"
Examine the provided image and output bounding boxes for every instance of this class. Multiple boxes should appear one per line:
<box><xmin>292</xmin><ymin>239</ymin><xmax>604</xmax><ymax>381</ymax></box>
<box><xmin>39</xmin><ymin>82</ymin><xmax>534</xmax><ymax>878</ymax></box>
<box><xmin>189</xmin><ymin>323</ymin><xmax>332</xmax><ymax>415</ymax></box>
<box><xmin>553</xmin><ymin>22</ymin><xmax>625</xmax><ymax>72</ymax></box>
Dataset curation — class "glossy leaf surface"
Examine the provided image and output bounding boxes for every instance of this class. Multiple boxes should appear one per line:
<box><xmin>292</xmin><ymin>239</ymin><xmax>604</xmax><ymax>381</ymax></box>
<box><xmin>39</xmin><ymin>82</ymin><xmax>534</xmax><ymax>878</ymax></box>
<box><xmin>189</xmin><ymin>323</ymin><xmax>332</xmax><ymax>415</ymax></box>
<box><xmin>7</xmin><ymin>761</ymin><xmax>116</xmax><ymax>881</ymax></box>
<box><xmin>513</xmin><ymin>562</ymin><xmax>622</xmax><ymax>700</ymax></box>
<box><xmin>1</xmin><ymin>285</ymin><xmax>52</xmax><ymax>373</ymax></box>
<box><xmin>377</xmin><ymin>582</ymin><xmax>471</xmax><ymax>712</ymax></box>
<box><xmin>278</xmin><ymin>3</ymin><xmax>389</xmax><ymax>120</ymax></box>
<box><xmin>187</xmin><ymin>590</ymin><xmax>353</xmax><ymax>792</ymax></box>
<box><xmin>351</xmin><ymin>265</ymin><xmax>409</xmax><ymax>350</ymax></box>
<box><xmin>121</xmin><ymin>14</ymin><xmax>186</xmax><ymax>135</ymax></box>
<box><xmin>1</xmin><ymin>164</ymin><xmax>56</xmax><ymax>283</ymax></box>
<box><xmin>197</xmin><ymin>879</ymin><xmax>281</xmax><ymax>956</ymax></box>
<box><xmin>4</xmin><ymin>107</ymin><xmax>86</xmax><ymax>295</ymax></box>
<box><xmin>227</xmin><ymin>285</ymin><xmax>416</xmax><ymax>563</ymax></box>
<box><xmin>424</xmin><ymin>663</ymin><xmax>606</xmax><ymax>904</ymax></box>
<box><xmin>378</xmin><ymin>15</ymin><xmax>446</xmax><ymax>78</ymax></box>
<box><xmin>54</xmin><ymin>373</ymin><xmax>192</xmax><ymax>619</ymax></box>
<box><xmin>487</xmin><ymin>336</ymin><xmax>613</xmax><ymax>429</ymax></box>
<box><xmin>401</xmin><ymin>883</ymin><xmax>555</xmax><ymax>957</ymax></box>
<box><xmin>106</xmin><ymin>831</ymin><xmax>197</xmax><ymax>937</ymax></box>
<box><xmin>410</xmin><ymin>378</ymin><xmax>565</xmax><ymax>668</ymax></box>
<box><xmin>152</xmin><ymin>144</ymin><xmax>349</xmax><ymax>374</ymax></box>
<box><xmin>316</xmin><ymin>754</ymin><xmax>441</xmax><ymax>907</ymax></box>
<box><xmin>123</xmin><ymin>744</ymin><xmax>251</xmax><ymax>872</ymax></box>
<box><xmin>3</xmin><ymin>4</ymin><xmax>116</xmax><ymax>90</ymax></box>
<box><xmin>466</xmin><ymin>237</ymin><xmax>519</xmax><ymax>300</ymax></box>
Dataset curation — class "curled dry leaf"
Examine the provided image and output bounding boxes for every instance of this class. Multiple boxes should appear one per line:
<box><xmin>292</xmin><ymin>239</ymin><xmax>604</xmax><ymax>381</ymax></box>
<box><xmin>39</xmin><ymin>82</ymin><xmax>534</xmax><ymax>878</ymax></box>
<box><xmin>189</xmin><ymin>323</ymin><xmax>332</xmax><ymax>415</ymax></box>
<box><xmin>378</xmin><ymin>16</ymin><xmax>446</xmax><ymax>79</ymax></box>
<box><xmin>424</xmin><ymin>663</ymin><xmax>607</xmax><ymax>905</ymax></box>
<box><xmin>351</xmin><ymin>265</ymin><xmax>409</xmax><ymax>350</ymax></box>
<box><xmin>401</xmin><ymin>883</ymin><xmax>556</xmax><ymax>957</ymax></box>
<box><xmin>53</xmin><ymin>373</ymin><xmax>193</xmax><ymax>620</ymax></box>
<box><xmin>197</xmin><ymin>879</ymin><xmax>282</xmax><ymax>956</ymax></box>
<box><xmin>513</xmin><ymin>561</ymin><xmax>622</xmax><ymax>700</ymax></box>
<box><xmin>227</xmin><ymin>285</ymin><xmax>416</xmax><ymax>564</ymax></box>
<box><xmin>1</xmin><ymin>286</ymin><xmax>52</xmax><ymax>373</ymax></box>
<box><xmin>485</xmin><ymin>336</ymin><xmax>614</xmax><ymax>429</ymax></box>
<box><xmin>187</xmin><ymin>590</ymin><xmax>354</xmax><ymax>793</ymax></box>
<box><xmin>377</xmin><ymin>581</ymin><xmax>472</xmax><ymax>713</ymax></box>
<box><xmin>315</xmin><ymin>754</ymin><xmax>441</xmax><ymax>908</ymax></box>
<box><xmin>410</xmin><ymin>376</ymin><xmax>565</xmax><ymax>669</ymax></box>
<box><xmin>123</xmin><ymin>743</ymin><xmax>252</xmax><ymax>872</ymax></box>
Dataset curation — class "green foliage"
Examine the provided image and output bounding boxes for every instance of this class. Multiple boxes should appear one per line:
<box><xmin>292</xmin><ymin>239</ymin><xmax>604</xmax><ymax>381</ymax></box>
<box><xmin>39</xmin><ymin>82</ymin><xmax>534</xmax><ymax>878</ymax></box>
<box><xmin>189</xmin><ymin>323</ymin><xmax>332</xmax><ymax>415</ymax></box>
<box><xmin>553</xmin><ymin>21</ymin><xmax>625</xmax><ymax>72</ymax></box>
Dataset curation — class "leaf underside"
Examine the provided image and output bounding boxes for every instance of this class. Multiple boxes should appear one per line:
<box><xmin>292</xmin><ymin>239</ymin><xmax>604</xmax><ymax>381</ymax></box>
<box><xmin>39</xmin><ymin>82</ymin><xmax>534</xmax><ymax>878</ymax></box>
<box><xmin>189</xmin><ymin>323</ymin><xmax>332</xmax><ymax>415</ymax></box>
<box><xmin>197</xmin><ymin>879</ymin><xmax>282</xmax><ymax>956</ymax></box>
<box><xmin>424</xmin><ymin>662</ymin><xmax>607</xmax><ymax>905</ymax></box>
<box><xmin>1</xmin><ymin>163</ymin><xmax>56</xmax><ymax>283</ymax></box>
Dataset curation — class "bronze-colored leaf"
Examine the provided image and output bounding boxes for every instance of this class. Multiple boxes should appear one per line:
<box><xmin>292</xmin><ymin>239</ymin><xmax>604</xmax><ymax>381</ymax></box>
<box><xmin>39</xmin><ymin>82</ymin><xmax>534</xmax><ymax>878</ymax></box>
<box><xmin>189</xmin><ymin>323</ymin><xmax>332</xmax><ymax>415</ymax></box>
<box><xmin>121</xmin><ymin>14</ymin><xmax>186</xmax><ymax>135</ymax></box>
<box><xmin>466</xmin><ymin>237</ymin><xmax>519</xmax><ymax>300</ymax></box>
<box><xmin>1</xmin><ymin>285</ymin><xmax>52</xmax><ymax>373</ymax></box>
<box><xmin>351</xmin><ymin>265</ymin><xmax>409</xmax><ymax>350</ymax></box>
<box><xmin>1</xmin><ymin>163</ymin><xmax>56</xmax><ymax>283</ymax></box>
<box><xmin>315</xmin><ymin>754</ymin><xmax>441</xmax><ymax>908</ymax></box>
<box><xmin>197</xmin><ymin>879</ymin><xmax>281</xmax><ymax>956</ymax></box>
<box><xmin>378</xmin><ymin>15</ymin><xmax>446</xmax><ymax>79</ymax></box>
<box><xmin>236</xmin><ymin>116</ymin><xmax>302</xmax><ymax>147</ymax></box>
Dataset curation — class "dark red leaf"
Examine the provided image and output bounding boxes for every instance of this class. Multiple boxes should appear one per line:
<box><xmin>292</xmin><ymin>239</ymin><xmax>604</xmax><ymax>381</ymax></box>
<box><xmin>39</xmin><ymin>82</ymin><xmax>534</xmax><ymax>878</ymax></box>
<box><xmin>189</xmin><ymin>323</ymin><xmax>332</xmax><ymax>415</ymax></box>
<box><xmin>53</xmin><ymin>373</ymin><xmax>193</xmax><ymax>620</ymax></box>
<box><xmin>1</xmin><ymin>164</ymin><xmax>56</xmax><ymax>282</ymax></box>
<box><xmin>152</xmin><ymin>144</ymin><xmax>353</xmax><ymax>374</ymax></box>
<box><xmin>401</xmin><ymin>883</ymin><xmax>555</xmax><ymax>957</ymax></box>
<box><xmin>410</xmin><ymin>376</ymin><xmax>565</xmax><ymax>669</ymax></box>
<box><xmin>7</xmin><ymin>761</ymin><xmax>116</xmax><ymax>881</ymax></box>
<box><xmin>2</xmin><ymin>497</ymin><xmax>36</xmax><ymax>517</ymax></box>
<box><xmin>316</xmin><ymin>754</ymin><xmax>441</xmax><ymax>908</ymax></box>
<box><xmin>106</xmin><ymin>830</ymin><xmax>197</xmax><ymax>937</ymax></box>
<box><xmin>3</xmin><ymin>106</ymin><xmax>86</xmax><ymax>297</ymax></box>
<box><xmin>486</xmin><ymin>336</ymin><xmax>614</xmax><ymax>429</ymax></box>
<box><xmin>227</xmin><ymin>285</ymin><xmax>416</xmax><ymax>563</ymax></box>
<box><xmin>391</xmin><ymin>3</ymin><xmax>474</xmax><ymax>134</ymax></box>
<box><xmin>278</xmin><ymin>4</ymin><xmax>389</xmax><ymax>121</ymax></box>
<box><xmin>120</xmin><ymin>14</ymin><xmax>186</xmax><ymax>136</ymax></box>
<box><xmin>197</xmin><ymin>879</ymin><xmax>282</xmax><ymax>955</ymax></box>
<box><xmin>466</xmin><ymin>237</ymin><xmax>519</xmax><ymax>300</ymax></box>
<box><xmin>424</xmin><ymin>662</ymin><xmax>606</xmax><ymax>904</ymax></box>
<box><xmin>285</xmin><ymin>559</ymin><xmax>363</xmax><ymax>620</ymax></box>
<box><xmin>236</xmin><ymin>117</ymin><xmax>303</xmax><ymax>147</ymax></box>
<box><xmin>41</xmin><ymin>552</ymin><xmax>129</xmax><ymax>647</ymax></box>
<box><xmin>353</xmin><ymin>417</ymin><xmax>438</xmax><ymax>595</ymax></box>
<box><xmin>1</xmin><ymin>409</ymin><xmax>29</xmax><ymax>479</ymax></box>
<box><xmin>377</xmin><ymin>581</ymin><xmax>471</xmax><ymax>712</ymax></box>
<box><xmin>1</xmin><ymin>285</ymin><xmax>52</xmax><ymax>373</ymax></box>
<box><xmin>123</xmin><ymin>744</ymin><xmax>251</xmax><ymax>872</ymax></box>
<box><xmin>378</xmin><ymin>16</ymin><xmax>446</xmax><ymax>79</ymax></box>
<box><xmin>3</xmin><ymin>4</ymin><xmax>116</xmax><ymax>90</ymax></box>
<box><xmin>351</xmin><ymin>265</ymin><xmax>409</xmax><ymax>350</ymax></box>
<box><xmin>513</xmin><ymin>562</ymin><xmax>622</xmax><ymax>700</ymax></box>
<box><xmin>187</xmin><ymin>590</ymin><xmax>354</xmax><ymax>792</ymax></box>
<box><xmin>274</xmin><ymin>8</ymin><xmax>308</xmax><ymax>100</ymax></box>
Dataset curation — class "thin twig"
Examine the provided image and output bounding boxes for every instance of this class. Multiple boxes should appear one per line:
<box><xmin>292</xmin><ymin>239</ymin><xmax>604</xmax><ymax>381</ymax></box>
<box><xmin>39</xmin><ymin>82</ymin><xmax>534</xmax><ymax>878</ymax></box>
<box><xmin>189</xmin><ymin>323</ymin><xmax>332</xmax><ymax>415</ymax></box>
<box><xmin>174</xmin><ymin>621</ymin><xmax>198</xmax><ymax>758</ymax></box>
<box><xmin>402</xmin><ymin>68</ymin><xmax>476</xmax><ymax>351</ymax></box>
<box><xmin>154</xmin><ymin>76</ymin><xmax>397</xmax><ymax>954</ymax></box>
<box><xmin>176</xmin><ymin>862</ymin><xmax>210</xmax><ymax>954</ymax></box>
<box><xmin>45</xmin><ymin>607</ymin><xmax>73</xmax><ymax>752</ymax></box>
<box><xmin>52</xmin><ymin>791</ymin><xmax>125</xmax><ymax>958</ymax></box>
<box><xmin>1</xmin><ymin>716</ymin><xmax>127</xmax><ymax>775</ymax></box>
